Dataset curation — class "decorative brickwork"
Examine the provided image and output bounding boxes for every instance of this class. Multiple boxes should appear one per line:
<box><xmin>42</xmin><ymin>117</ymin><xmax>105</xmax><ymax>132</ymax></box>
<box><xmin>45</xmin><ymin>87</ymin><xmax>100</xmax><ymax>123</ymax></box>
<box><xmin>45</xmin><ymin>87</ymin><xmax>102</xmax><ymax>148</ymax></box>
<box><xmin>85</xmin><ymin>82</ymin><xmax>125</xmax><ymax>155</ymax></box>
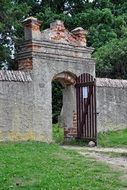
<box><xmin>21</xmin><ymin>43</ymin><xmax>41</xmax><ymax>52</ymax></box>
<box><xmin>72</xmin><ymin>27</ymin><xmax>87</xmax><ymax>46</ymax></box>
<box><xmin>53</xmin><ymin>72</ymin><xmax>76</xmax><ymax>87</ymax></box>
<box><xmin>73</xmin><ymin>111</ymin><xmax>77</xmax><ymax>129</ymax></box>
<box><xmin>26</xmin><ymin>23</ymin><xmax>40</xmax><ymax>31</ymax></box>
<box><xmin>16</xmin><ymin>17</ymin><xmax>91</xmax><ymax>70</ymax></box>
<box><xmin>64</xmin><ymin>127</ymin><xmax>77</xmax><ymax>139</ymax></box>
<box><xmin>18</xmin><ymin>58</ymin><xmax>33</xmax><ymax>70</ymax></box>
<box><xmin>41</xmin><ymin>20</ymin><xmax>87</xmax><ymax>46</ymax></box>
<box><xmin>23</xmin><ymin>17</ymin><xmax>42</xmax><ymax>32</ymax></box>
<box><xmin>64</xmin><ymin>111</ymin><xmax>77</xmax><ymax>139</ymax></box>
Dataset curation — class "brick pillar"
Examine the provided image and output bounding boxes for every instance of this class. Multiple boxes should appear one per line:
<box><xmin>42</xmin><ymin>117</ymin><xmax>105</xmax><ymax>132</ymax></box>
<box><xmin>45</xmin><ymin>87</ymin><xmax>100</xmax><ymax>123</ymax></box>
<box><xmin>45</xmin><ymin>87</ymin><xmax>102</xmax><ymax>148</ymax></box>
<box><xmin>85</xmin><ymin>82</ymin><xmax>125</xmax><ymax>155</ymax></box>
<box><xmin>22</xmin><ymin>16</ymin><xmax>42</xmax><ymax>41</ymax></box>
<box><xmin>73</xmin><ymin>111</ymin><xmax>77</xmax><ymax>130</ymax></box>
<box><xmin>64</xmin><ymin>111</ymin><xmax>77</xmax><ymax>140</ymax></box>
<box><xmin>17</xmin><ymin>17</ymin><xmax>42</xmax><ymax>71</ymax></box>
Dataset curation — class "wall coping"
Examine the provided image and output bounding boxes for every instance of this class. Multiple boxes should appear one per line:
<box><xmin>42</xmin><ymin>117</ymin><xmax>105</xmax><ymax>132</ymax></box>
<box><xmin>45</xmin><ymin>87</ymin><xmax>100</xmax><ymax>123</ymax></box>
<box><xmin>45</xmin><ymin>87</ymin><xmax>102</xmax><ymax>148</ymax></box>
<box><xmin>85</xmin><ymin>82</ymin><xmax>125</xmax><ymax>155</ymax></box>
<box><xmin>97</xmin><ymin>78</ymin><xmax>127</xmax><ymax>88</ymax></box>
<box><xmin>0</xmin><ymin>70</ymin><xmax>32</xmax><ymax>82</ymax></box>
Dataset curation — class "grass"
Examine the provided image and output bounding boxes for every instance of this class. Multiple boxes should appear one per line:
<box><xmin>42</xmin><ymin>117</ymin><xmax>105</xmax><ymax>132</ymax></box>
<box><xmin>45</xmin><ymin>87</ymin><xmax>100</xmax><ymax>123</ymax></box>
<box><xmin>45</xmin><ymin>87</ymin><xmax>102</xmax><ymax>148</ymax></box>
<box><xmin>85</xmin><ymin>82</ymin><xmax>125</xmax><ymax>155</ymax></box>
<box><xmin>53</xmin><ymin>124</ymin><xmax>89</xmax><ymax>146</ymax></box>
<box><xmin>53</xmin><ymin>124</ymin><xmax>127</xmax><ymax>148</ymax></box>
<box><xmin>53</xmin><ymin>124</ymin><xmax>64</xmax><ymax>144</ymax></box>
<box><xmin>0</xmin><ymin>142</ymin><xmax>126</xmax><ymax>190</ymax></box>
<box><xmin>98</xmin><ymin>128</ymin><xmax>127</xmax><ymax>147</ymax></box>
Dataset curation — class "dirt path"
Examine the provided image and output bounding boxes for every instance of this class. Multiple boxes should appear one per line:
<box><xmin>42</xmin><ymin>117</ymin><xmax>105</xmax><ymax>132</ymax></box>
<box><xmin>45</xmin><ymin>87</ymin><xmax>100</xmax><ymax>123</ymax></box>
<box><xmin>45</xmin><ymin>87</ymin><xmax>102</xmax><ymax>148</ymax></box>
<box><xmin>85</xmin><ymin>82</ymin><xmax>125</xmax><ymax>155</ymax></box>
<box><xmin>62</xmin><ymin>145</ymin><xmax>127</xmax><ymax>189</ymax></box>
<box><xmin>62</xmin><ymin>146</ymin><xmax>127</xmax><ymax>170</ymax></box>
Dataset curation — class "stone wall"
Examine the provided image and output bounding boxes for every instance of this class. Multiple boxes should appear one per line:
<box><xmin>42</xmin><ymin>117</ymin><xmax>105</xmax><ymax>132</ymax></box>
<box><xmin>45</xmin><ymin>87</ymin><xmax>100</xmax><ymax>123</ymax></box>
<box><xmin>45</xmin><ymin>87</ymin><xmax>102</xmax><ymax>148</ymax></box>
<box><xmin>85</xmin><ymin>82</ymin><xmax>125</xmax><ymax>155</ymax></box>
<box><xmin>31</xmin><ymin>46</ymin><xmax>95</xmax><ymax>141</ymax></box>
<box><xmin>0</xmin><ymin>71</ymin><xmax>53</xmax><ymax>142</ymax></box>
<box><xmin>96</xmin><ymin>78</ymin><xmax>127</xmax><ymax>132</ymax></box>
<box><xmin>0</xmin><ymin>80</ymin><xmax>33</xmax><ymax>141</ymax></box>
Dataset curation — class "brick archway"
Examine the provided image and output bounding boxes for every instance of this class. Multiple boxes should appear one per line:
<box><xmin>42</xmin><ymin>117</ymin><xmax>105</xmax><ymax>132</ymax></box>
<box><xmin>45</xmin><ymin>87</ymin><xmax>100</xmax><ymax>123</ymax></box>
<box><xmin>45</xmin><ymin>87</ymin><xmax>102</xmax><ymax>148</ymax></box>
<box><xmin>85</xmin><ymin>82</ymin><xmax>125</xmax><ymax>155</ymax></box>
<box><xmin>53</xmin><ymin>71</ymin><xmax>76</xmax><ymax>87</ymax></box>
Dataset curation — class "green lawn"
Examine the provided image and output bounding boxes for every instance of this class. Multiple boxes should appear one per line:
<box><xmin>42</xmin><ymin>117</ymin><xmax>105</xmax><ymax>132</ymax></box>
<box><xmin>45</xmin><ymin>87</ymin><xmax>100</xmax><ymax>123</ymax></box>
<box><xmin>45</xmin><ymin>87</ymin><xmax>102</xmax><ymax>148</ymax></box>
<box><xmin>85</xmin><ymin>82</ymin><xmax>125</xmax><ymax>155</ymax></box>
<box><xmin>53</xmin><ymin>124</ymin><xmax>127</xmax><ymax>148</ymax></box>
<box><xmin>0</xmin><ymin>142</ymin><xmax>126</xmax><ymax>190</ymax></box>
<box><xmin>53</xmin><ymin>124</ymin><xmax>64</xmax><ymax>144</ymax></box>
<box><xmin>98</xmin><ymin>128</ymin><xmax>127</xmax><ymax>147</ymax></box>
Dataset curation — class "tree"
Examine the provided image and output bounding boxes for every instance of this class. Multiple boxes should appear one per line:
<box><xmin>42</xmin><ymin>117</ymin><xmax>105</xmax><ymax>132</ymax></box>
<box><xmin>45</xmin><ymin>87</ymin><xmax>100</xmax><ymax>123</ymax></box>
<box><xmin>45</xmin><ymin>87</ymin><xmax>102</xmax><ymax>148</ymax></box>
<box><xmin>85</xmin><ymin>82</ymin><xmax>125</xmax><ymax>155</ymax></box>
<box><xmin>94</xmin><ymin>38</ymin><xmax>127</xmax><ymax>79</ymax></box>
<box><xmin>52</xmin><ymin>81</ymin><xmax>63</xmax><ymax>123</ymax></box>
<box><xmin>0</xmin><ymin>0</ymin><xmax>30</xmax><ymax>68</ymax></box>
<box><xmin>1</xmin><ymin>0</ymin><xmax>127</xmax><ymax>76</ymax></box>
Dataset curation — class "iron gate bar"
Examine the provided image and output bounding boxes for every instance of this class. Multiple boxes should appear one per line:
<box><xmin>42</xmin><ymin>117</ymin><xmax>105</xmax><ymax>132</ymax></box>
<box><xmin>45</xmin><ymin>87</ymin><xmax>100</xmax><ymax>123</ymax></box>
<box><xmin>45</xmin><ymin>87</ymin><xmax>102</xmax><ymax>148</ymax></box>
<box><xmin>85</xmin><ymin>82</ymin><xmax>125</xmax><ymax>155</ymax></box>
<box><xmin>75</xmin><ymin>81</ymin><xmax>95</xmax><ymax>87</ymax></box>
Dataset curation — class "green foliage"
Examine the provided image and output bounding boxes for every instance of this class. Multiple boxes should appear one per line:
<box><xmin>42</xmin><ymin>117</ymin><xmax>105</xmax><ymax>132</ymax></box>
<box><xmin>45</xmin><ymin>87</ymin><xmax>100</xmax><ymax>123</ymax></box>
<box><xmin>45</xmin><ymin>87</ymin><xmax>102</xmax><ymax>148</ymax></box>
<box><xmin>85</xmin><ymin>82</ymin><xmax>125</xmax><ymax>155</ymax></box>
<box><xmin>98</xmin><ymin>128</ymin><xmax>127</xmax><ymax>147</ymax></box>
<box><xmin>94</xmin><ymin>38</ymin><xmax>127</xmax><ymax>78</ymax></box>
<box><xmin>34</xmin><ymin>0</ymin><xmax>127</xmax><ymax>78</ymax></box>
<box><xmin>0</xmin><ymin>142</ymin><xmax>125</xmax><ymax>189</ymax></box>
<box><xmin>52</xmin><ymin>123</ymin><xmax>89</xmax><ymax>146</ymax></box>
<box><xmin>52</xmin><ymin>81</ymin><xmax>63</xmax><ymax>123</ymax></box>
<box><xmin>53</xmin><ymin>124</ymin><xmax>64</xmax><ymax>144</ymax></box>
<box><xmin>0</xmin><ymin>0</ymin><xmax>30</xmax><ymax>68</ymax></box>
<box><xmin>36</xmin><ymin>7</ymin><xmax>73</xmax><ymax>30</ymax></box>
<box><xmin>63</xmin><ymin>139</ymin><xmax>88</xmax><ymax>146</ymax></box>
<box><xmin>1</xmin><ymin>0</ymin><xmax>127</xmax><ymax>77</ymax></box>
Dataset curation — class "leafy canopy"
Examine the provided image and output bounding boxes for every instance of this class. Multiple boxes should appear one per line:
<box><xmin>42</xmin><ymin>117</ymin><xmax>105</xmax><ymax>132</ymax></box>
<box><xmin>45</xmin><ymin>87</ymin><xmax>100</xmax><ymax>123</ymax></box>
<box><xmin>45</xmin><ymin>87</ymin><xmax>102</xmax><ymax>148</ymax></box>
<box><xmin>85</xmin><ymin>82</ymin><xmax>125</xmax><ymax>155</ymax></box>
<box><xmin>1</xmin><ymin>0</ymin><xmax>127</xmax><ymax>77</ymax></box>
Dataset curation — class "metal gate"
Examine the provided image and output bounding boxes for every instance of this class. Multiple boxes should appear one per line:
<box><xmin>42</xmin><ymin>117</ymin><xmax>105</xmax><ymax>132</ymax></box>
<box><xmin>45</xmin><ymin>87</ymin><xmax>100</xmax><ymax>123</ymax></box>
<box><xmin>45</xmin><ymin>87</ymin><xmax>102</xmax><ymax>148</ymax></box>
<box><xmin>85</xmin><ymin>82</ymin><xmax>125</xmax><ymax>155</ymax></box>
<box><xmin>75</xmin><ymin>73</ymin><xmax>97</xmax><ymax>143</ymax></box>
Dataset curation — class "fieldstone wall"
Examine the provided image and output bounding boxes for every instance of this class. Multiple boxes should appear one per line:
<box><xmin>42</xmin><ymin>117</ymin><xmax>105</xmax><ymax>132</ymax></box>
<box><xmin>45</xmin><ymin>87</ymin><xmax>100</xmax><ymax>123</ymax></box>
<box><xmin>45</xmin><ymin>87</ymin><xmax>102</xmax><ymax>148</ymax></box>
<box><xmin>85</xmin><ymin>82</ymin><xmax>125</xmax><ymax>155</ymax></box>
<box><xmin>0</xmin><ymin>71</ymin><xmax>34</xmax><ymax>141</ymax></box>
<box><xmin>0</xmin><ymin>71</ymin><xmax>53</xmax><ymax>142</ymax></box>
<box><xmin>96</xmin><ymin>78</ymin><xmax>127</xmax><ymax>132</ymax></box>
